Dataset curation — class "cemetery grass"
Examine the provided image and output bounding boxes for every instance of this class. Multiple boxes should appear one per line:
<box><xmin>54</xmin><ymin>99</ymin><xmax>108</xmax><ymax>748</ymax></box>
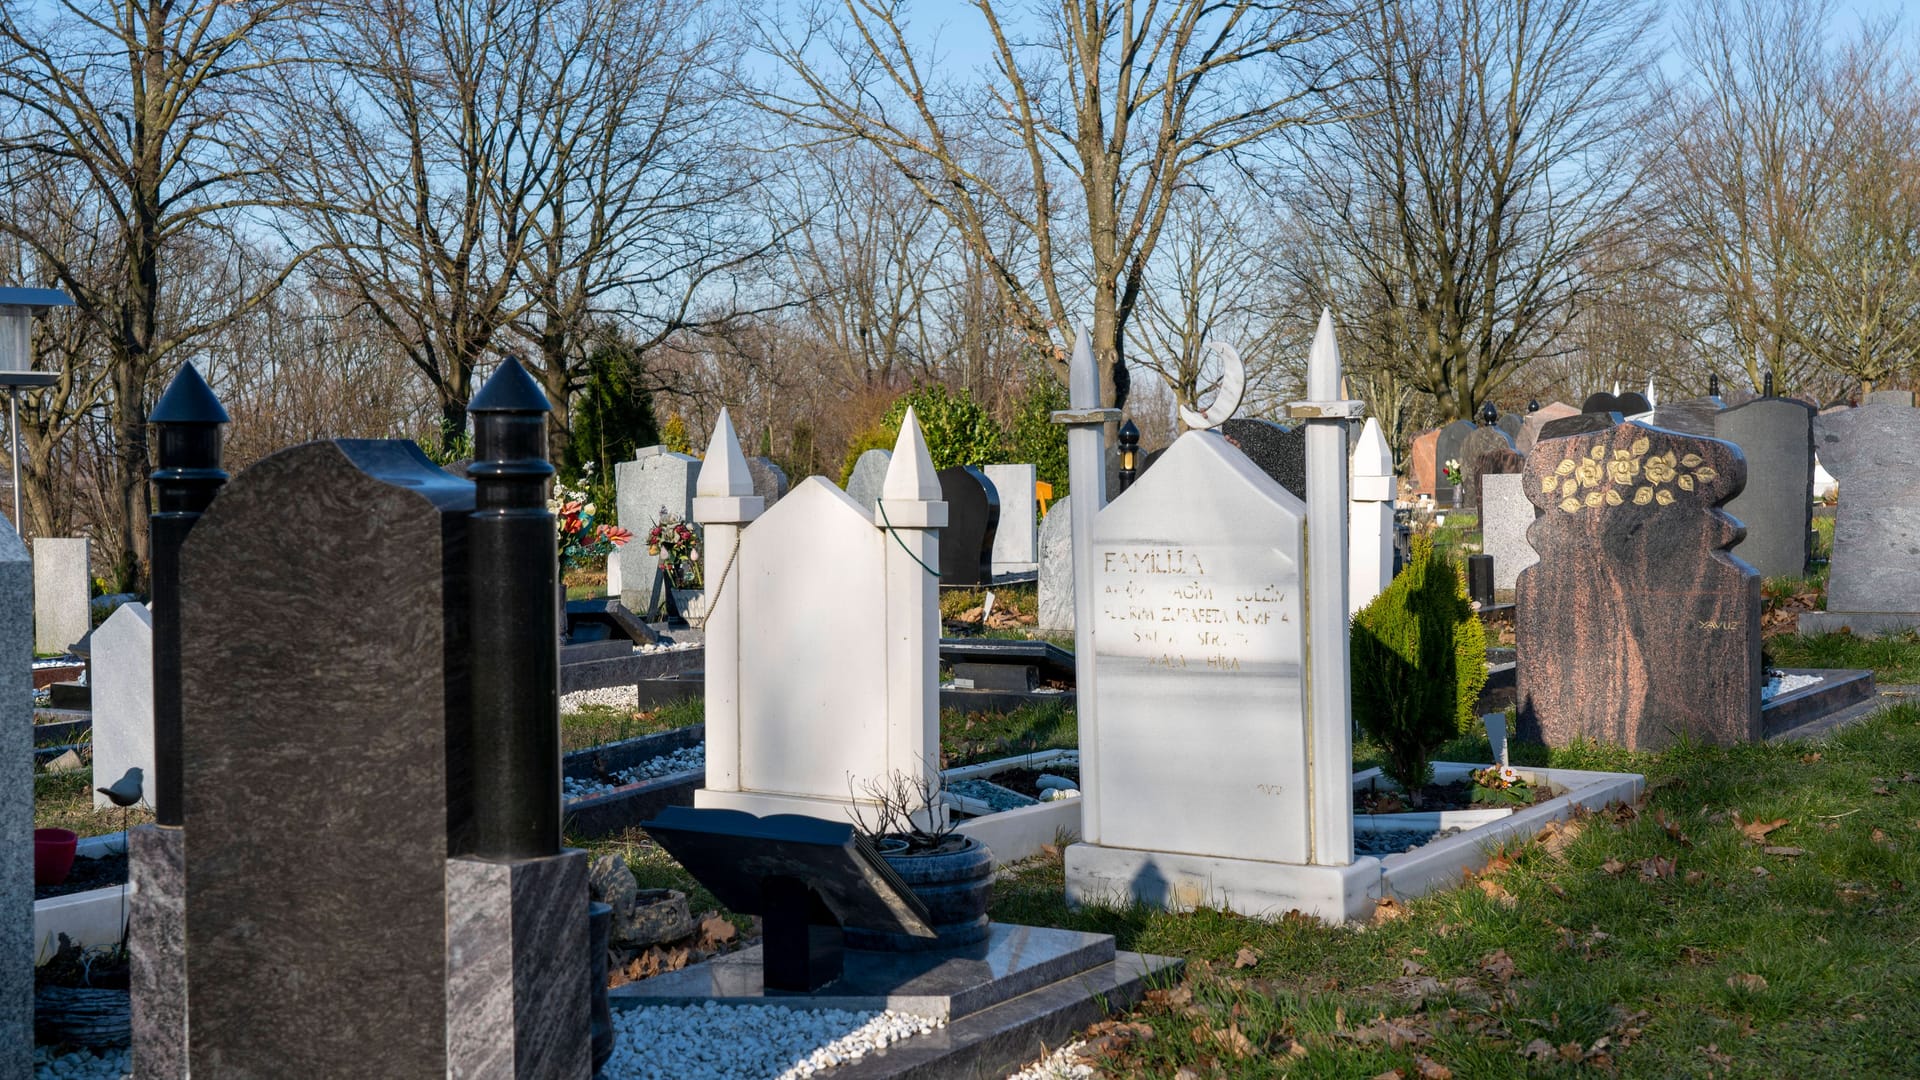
<box><xmin>561</xmin><ymin>696</ymin><xmax>702</xmax><ymax>753</ymax></box>
<box><xmin>940</xmin><ymin>699</ymin><xmax>1076</xmax><ymax>767</ymax></box>
<box><xmin>1768</xmin><ymin>631</ymin><xmax>1920</xmax><ymax>684</ymax></box>
<box><xmin>34</xmin><ymin>769</ymin><xmax>152</xmax><ymax>834</ymax></box>
<box><xmin>991</xmin><ymin>706</ymin><xmax>1920</xmax><ymax>1078</ymax></box>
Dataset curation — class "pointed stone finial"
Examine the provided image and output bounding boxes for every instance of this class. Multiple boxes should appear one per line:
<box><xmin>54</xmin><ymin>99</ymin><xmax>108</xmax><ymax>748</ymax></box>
<box><xmin>1710</xmin><ymin>371</ymin><xmax>1721</xmax><ymax>398</ymax></box>
<box><xmin>1307</xmin><ymin>308</ymin><xmax>1341</xmax><ymax>398</ymax></box>
<box><xmin>151</xmin><ymin>362</ymin><xmax>229</xmax><ymax>424</ymax></box>
<box><xmin>1068</xmin><ymin>325</ymin><xmax>1099</xmax><ymax>410</ymax></box>
<box><xmin>883</xmin><ymin>407</ymin><xmax>941</xmax><ymax>501</ymax></box>
<box><xmin>1354</xmin><ymin>417</ymin><xmax>1392</xmax><ymax>476</ymax></box>
<box><xmin>696</xmin><ymin>408</ymin><xmax>753</xmax><ymax>498</ymax></box>
<box><xmin>468</xmin><ymin>355</ymin><xmax>550</xmax><ymax>415</ymax></box>
<box><xmin>1612</xmin><ymin>380</ymin><xmax>1621</xmax><ymax>396</ymax></box>
<box><xmin>1645</xmin><ymin>377</ymin><xmax>1657</xmax><ymax>407</ymax></box>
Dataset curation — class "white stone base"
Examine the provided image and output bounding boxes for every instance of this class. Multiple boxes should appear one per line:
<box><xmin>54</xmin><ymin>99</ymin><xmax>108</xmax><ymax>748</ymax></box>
<box><xmin>955</xmin><ymin>801</ymin><xmax>1079</xmax><ymax>867</ymax></box>
<box><xmin>33</xmin><ymin>886</ymin><xmax>128</xmax><ymax>964</ymax></box>
<box><xmin>1065</xmin><ymin>761</ymin><xmax>1644</xmax><ymax>924</ymax></box>
<box><xmin>1064</xmin><ymin>845</ymin><xmax>1384</xmax><ymax>924</ymax></box>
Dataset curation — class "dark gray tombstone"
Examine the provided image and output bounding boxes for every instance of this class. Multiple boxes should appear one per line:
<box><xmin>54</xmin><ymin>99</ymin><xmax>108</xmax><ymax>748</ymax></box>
<box><xmin>1580</xmin><ymin>391</ymin><xmax>1652</xmax><ymax>415</ymax></box>
<box><xmin>1651</xmin><ymin>395</ymin><xmax>1725</xmax><ymax>436</ymax></box>
<box><xmin>1457</xmin><ymin>426</ymin><xmax>1518</xmax><ymax>510</ymax></box>
<box><xmin>1538</xmin><ymin>411</ymin><xmax>1624</xmax><ymax>443</ymax></box>
<box><xmin>1716</xmin><ymin>396</ymin><xmax>1814</xmax><ymax>579</ymax></box>
<box><xmin>1433</xmin><ymin>419</ymin><xmax>1479</xmax><ymax>493</ymax></box>
<box><xmin>1495</xmin><ymin>412</ymin><xmax>1524</xmax><ymax>441</ymax></box>
<box><xmin>937</xmin><ymin>466</ymin><xmax>1000</xmax><ymax>587</ymax></box>
<box><xmin>1800</xmin><ymin>403</ymin><xmax>1920</xmax><ymax>634</ymax></box>
<box><xmin>1219</xmin><ymin>418</ymin><xmax>1306</xmax><ymax>498</ymax></box>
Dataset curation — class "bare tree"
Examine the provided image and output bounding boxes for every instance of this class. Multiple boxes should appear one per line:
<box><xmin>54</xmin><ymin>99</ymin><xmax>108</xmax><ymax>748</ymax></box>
<box><xmin>759</xmin><ymin>0</ymin><xmax>1348</xmax><ymax>411</ymax></box>
<box><xmin>1289</xmin><ymin>0</ymin><xmax>1656</xmax><ymax>421</ymax></box>
<box><xmin>0</xmin><ymin>0</ymin><xmax>305</xmax><ymax>586</ymax></box>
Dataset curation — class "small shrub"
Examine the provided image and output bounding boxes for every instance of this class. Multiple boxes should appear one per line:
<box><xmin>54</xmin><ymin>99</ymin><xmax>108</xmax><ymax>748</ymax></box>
<box><xmin>1350</xmin><ymin>534</ymin><xmax>1489</xmax><ymax>798</ymax></box>
<box><xmin>881</xmin><ymin>384</ymin><xmax>1005</xmax><ymax>470</ymax></box>
<box><xmin>1007</xmin><ymin>372</ymin><xmax>1071</xmax><ymax>496</ymax></box>
<box><xmin>839</xmin><ymin>422</ymin><xmax>899</xmax><ymax>484</ymax></box>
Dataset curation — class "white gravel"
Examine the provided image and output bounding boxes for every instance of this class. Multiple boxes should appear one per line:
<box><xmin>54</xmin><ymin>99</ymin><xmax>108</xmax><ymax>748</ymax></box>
<box><xmin>1762</xmin><ymin>672</ymin><xmax>1823</xmax><ymax>702</ymax></box>
<box><xmin>564</xmin><ymin>743</ymin><xmax>705</xmax><ymax>799</ymax></box>
<box><xmin>33</xmin><ymin>1045</ymin><xmax>128</xmax><ymax>1079</ymax></box>
<box><xmin>1004</xmin><ymin>1040</ymin><xmax>1094</xmax><ymax>1079</ymax></box>
<box><xmin>603</xmin><ymin>1003</ymin><xmax>941</xmax><ymax>1079</ymax></box>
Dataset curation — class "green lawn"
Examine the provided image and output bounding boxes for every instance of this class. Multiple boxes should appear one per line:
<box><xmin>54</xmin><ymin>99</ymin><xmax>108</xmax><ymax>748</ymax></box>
<box><xmin>1769</xmin><ymin>631</ymin><xmax>1920</xmax><ymax>684</ymax></box>
<box><xmin>560</xmin><ymin>695</ymin><xmax>702</xmax><ymax>753</ymax></box>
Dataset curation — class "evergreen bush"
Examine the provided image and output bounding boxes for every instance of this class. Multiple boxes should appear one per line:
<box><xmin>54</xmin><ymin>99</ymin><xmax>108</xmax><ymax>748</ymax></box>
<box><xmin>1350</xmin><ymin>533</ymin><xmax>1489</xmax><ymax>798</ymax></box>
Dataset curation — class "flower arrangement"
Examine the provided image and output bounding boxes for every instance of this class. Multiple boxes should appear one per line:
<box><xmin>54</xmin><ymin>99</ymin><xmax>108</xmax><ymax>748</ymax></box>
<box><xmin>1470</xmin><ymin>764</ymin><xmax>1533</xmax><ymax>807</ymax></box>
<box><xmin>1442</xmin><ymin>458</ymin><xmax>1463</xmax><ymax>486</ymax></box>
<box><xmin>551</xmin><ymin>470</ymin><xmax>631</xmax><ymax>570</ymax></box>
<box><xmin>647</xmin><ymin>509</ymin><xmax>702</xmax><ymax>589</ymax></box>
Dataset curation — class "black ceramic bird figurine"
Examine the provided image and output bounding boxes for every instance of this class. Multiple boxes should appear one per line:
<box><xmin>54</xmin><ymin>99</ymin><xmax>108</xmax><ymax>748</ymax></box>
<box><xmin>97</xmin><ymin>766</ymin><xmax>144</xmax><ymax>808</ymax></box>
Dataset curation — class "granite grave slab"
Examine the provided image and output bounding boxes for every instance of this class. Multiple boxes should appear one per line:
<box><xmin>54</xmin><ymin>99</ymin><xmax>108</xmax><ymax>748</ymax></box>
<box><xmin>1409</xmin><ymin>428</ymin><xmax>1439</xmax><ymax>497</ymax></box>
<box><xmin>982</xmin><ymin>463</ymin><xmax>1038</xmax><ymax>575</ymax></box>
<box><xmin>1716</xmin><ymin>396</ymin><xmax>1814</xmax><ymax>580</ymax></box>
<box><xmin>90</xmin><ymin>602</ymin><xmax>153</xmax><ymax>809</ymax></box>
<box><xmin>32</xmin><ymin>537</ymin><xmax>89</xmax><ymax>655</ymax></box>
<box><xmin>1457</xmin><ymin>425</ymin><xmax>1518</xmax><ymax>509</ymax></box>
<box><xmin>844</xmin><ymin>449</ymin><xmax>891</xmax><ymax>514</ymax></box>
<box><xmin>0</xmin><ymin>521</ymin><xmax>29</xmax><ymax>1080</ymax></box>
<box><xmin>1800</xmin><ymin>403</ymin><xmax>1920</xmax><ymax>634</ymax></box>
<box><xmin>615</xmin><ymin>449</ymin><xmax>700</xmax><ymax>614</ymax></box>
<box><xmin>1480</xmin><ymin>473</ymin><xmax>1538</xmax><ymax>591</ymax></box>
<box><xmin>1036</xmin><ymin>503</ymin><xmax>1073</xmax><ymax>631</ymax></box>
<box><xmin>1516</xmin><ymin>401</ymin><xmax>1580</xmax><ymax>454</ymax></box>
<box><xmin>935</xmin><ymin>466</ymin><xmax>999</xmax><ymax>588</ymax></box>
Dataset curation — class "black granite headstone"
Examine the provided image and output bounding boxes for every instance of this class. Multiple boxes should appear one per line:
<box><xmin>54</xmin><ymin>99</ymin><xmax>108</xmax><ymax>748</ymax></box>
<box><xmin>1716</xmin><ymin>396</ymin><xmax>1815</xmax><ymax>579</ymax></box>
<box><xmin>1457</xmin><ymin>426</ymin><xmax>1518</xmax><ymax>510</ymax></box>
<box><xmin>1538</xmin><ymin>411</ymin><xmax>1625</xmax><ymax>443</ymax></box>
<box><xmin>1433</xmin><ymin>419</ymin><xmax>1480</xmax><ymax>490</ymax></box>
<box><xmin>181</xmin><ymin>440</ymin><xmax>474</xmax><ymax>1074</ymax></box>
<box><xmin>936</xmin><ymin>466</ymin><xmax>1000</xmax><ymax>587</ymax></box>
<box><xmin>1651</xmin><ymin>395</ymin><xmax>1725</xmax><ymax>436</ymax></box>
<box><xmin>1219</xmin><ymin>418</ymin><xmax>1306</xmax><ymax>498</ymax></box>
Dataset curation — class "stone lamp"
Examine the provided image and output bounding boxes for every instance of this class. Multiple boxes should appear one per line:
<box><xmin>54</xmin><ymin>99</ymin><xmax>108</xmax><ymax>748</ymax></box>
<box><xmin>0</xmin><ymin>287</ymin><xmax>72</xmax><ymax>528</ymax></box>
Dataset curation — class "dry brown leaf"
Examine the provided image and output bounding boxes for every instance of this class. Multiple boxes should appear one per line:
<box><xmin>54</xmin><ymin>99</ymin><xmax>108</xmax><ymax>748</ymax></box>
<box><xmin>1537</xmin><ymin>818</ymin><xmax>1585</xmax><ymax>859</ymax></box>
<box><xmin>1738</xmin><ymin>816</ymin><xmax>1789</xmax><ymax>843</ymax></box>
<box><xmin>1686</xmin><ymin>870</ymin><xmax>1707</xmax><ymax>884</ymax></box>
<box><xmin>1284</xmin><ymin>1038</ymin><xmax>1309</xmax><ymax>1058</ymax></box>
<box><xmin>1480</xmin><ymin>949</ymin><xmax>1517</xmax><ymax>980</ymax></box>
<box><xmin>1402</xmin><ymin>958</ymin><xmax>1427</xmax><ymax>976</ymax></box>
<box><xmin>696</xmin><ymin>914</ymin><xmax>737</xmax><ymax>948</ymax></box>
<box><xmin>1655</xmin><ymin>810</ymin><xmax>1694</xmax><ymax>847</ymax></box>
<box><xmin>1727</xmin><ymin>972</ymin><xmax>1768</xmax><ymax>993</ymax></box>
<box><xmin>1478</xmin><ymin>878</ymin><xmax>1517</xmax><ymax>906</ymax></box>
<box><xmin>1371</xmin><ymin>1071</ymin><xmax>1406</xmax><ymax>1080</ymax></box>
<box><xmin>1763</xmin><ymin>846</ymin><xmax>1806</xmax><ymax>857</ymax></box>
<box><xmin>1412</xmin><ymin>1054</ymin><xmax>1454</xmax><ymax>1079</ymax></box>
<box><xmin>1637</xmin><ymin>855</ymin><xmax>1677</xmax><ymax>881</ymax></box>
<box><xmin>1698</xmin><ymin>1044</ymin><xmax>1733</xmax><ymax>1067</ymax></box>
<box><xmin>1801</xmin><ymin>752</ymin><xmax>1823</xmax><ymax>763</ymax></box>
<box><xmin>1212</xmin><ymin>1024</ymin><xmax>1253</xmax><ymax>1058</ymax></box>
<box><xmin>1348</xmin><ymin>1014</ymin><xmax>1432</xmax><ymax>1049</ymax></box>
<box><xmin>1873</xmin><ymin>828</ymin><xmax>1891</xmax><ymax>845</ymax></box>
<box><xmin>1233</xmin><ymin>946</ymin><xmax>1260</xmax><ymax>969</ymax></box>
<box><xmin>1602</xmin><ymin>858</ymin><xmax>1627</xmax><ymax>876</ymax></box>
<box><xmin>1751</xmin><ymin>865</ymin><xmax>1771</xmax><ymax>878</ymax></box>
<box><xmin>1522</xmin><ymin>1038</ymin><xmax>1556</xmax><ymax>1060</ymax></box>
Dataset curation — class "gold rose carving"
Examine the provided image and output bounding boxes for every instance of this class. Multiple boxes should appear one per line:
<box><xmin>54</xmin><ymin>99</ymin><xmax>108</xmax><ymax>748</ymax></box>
<box><xmin>1547</xmin><ymin>435</ymin><xmax>1719</xmax><ymax>514</ymax></box>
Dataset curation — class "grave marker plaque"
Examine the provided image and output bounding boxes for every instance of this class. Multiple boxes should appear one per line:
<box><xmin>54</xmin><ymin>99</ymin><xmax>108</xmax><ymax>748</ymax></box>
<box><xmin>1433</xmin><ymin>420</ymin><xmax>1478</xmax><ymax>494</ymax></box>
<box><xmin>1516</xmin><ymin>423</ymin><xmax>1760</xmax><ymax>749</ymax></box>
<box><xmin>843</xmin><ymin>449</ymin><xmax>891</xmax><ymax>514</ymax></box>
<box><xmin>1220</xmin><ymin>418</ymin><xmax>1306</xmax><ymax>498</ymax></box>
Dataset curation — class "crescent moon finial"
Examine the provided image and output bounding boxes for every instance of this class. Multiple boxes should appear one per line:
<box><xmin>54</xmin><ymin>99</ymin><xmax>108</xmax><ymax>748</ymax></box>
<box><xmin>1177</xmin><ymin>341</ymin><xmax>1246</xmax><ymax>431</ymax></box>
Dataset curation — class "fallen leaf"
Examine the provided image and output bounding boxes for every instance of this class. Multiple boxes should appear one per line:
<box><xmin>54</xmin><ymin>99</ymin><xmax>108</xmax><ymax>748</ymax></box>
<box><xmin>696</xmin><ymin>914</ymin><xmax>736</xmax><ymax>948</ymax></box>
<box><xmin>1686</xmin><ymin>870</ymin><xmax>1707</xmax><ymax>884</ymax></box>
<box><xmin>1371</xmin><ymin>1071</ymin><xmax>1405</xmax><ymax>1080</ymax></box>
<box><xmin>1210</xmin><ymin>1023</ymin><xmax>1253</xmax><ymax>1058</ymax></box>
<box><xmin>1727</xmin><ymin>972</ymin><xmax>1768</xmax><ymax>993</ymax></box>
<box><xmin>1763</xmin><ymin>846</ymin><xmax>1805</xmax><ymax>857</ymax></box>
<box><xmin>1480</xmin><ymin>949</ymin><xmax>1517</xmax><ymax>980</ymax></box>
<box><xmin>1751</xmin><ymin>865</ymin><xmax>1771</xmax><ymax>878</ymax></box>
<box><xmin>1636</xmin><ymin>855</ymin><xmax>1677</xmax><ymax>881</ymax></box>
<box><xmin>1697</xmin><ymin>1042</ymin><xmax>1732</xmax><ymax>1067</ymax></box>
<box><xmin>1801</xmin><ymin>752</ymin><xmax>1823</xmax><ymax>763</ymax></box>
<box><xmin>1872</xmin><ymin>828</ymin><xmax>1892</xmax><ymax>846</ymax></box>
<box><xmin>1348</xmin><ymin>1014</ymin><xmax>1432</xmax><ymax>1049</ymax></box>
<box><xmin>1233</xmin><ymin>946</ymin><xmax>1260</xmax><ymax>969</ymax></box>
<box><xmin>1478</xmin><ymin>878</ymin><xmax>1517</xmax><ymax>906</ymax></box>
<box><xmin>1602</xmin><ymin>858</ymin><xmax>1627</xmax><ymax>876</ymax></box>
<box><xmin>1537</xmin><ymin>818</ymin><xmax>1585</xmax><ymax>859</ymax></box>
<box><xmin>1656</xmin><ymin>810</ymin><xmax>1694</xmax><ymax>847</ymax></box>
<box><xmin>1373</xmin><ymin>896</ymin><xmax>1408</xmax><ymax>923</ymax></box>
<box><xmin>1412</xmin><ymin>1053</ymin><xmax>1454</xmax><ymax>1079</ymax></box>
<box><xmin>1402</xmin><ymin>958</ymin><xmax>1427</xmax><ymax>976</ymax></box>
<box><xmin>1738</xmin><ymin>816</ymin><xmax>1789</xmax><ymax>843</ymax></box>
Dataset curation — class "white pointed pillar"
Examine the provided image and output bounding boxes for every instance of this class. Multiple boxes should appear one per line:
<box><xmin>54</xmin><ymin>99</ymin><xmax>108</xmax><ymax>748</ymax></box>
<box><xmin>1051</xmin><ymin>329</ymin><xmax>1119</xmax><ymax>844</ymax></box>
<box><xmin>876</xmin><ymin>409</ymin><xmax>947</xmax><ymax>819</ymax></box>
<box><xmin>1290</xmin><ymin>310</ymin><xmax>1361</xmax><ymax>867</ymax></box>
<box><xmin>1348</xmin><ymin>417</ymin><xmax>1396</xmax><ymax>614</ymax></box>
<box><xmin>691</xmin><ymin>409</ymin><xmax>764</xmax><ymax>795</ymax></box>
<box><xmin>1645</xmin><ymin>377</ymin><xmax>1658</xmax><ymax>407</ymax></box>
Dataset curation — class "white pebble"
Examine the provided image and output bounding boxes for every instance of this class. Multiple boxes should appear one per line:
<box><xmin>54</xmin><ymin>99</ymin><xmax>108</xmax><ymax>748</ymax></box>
<box><xmin>1004</xmin><ymin>1039</ymin><xmax>1094</xmax><ymax>1079</ymax></box>
<box><xmin>564</xmin><ymin>744</ymin><xmax>705</xmax><ymax>800</ymax></box>
<box><xmin>602</xmin><ymin>1003</ymin><xmax>941</xmax><ymax>1079</ymax></box>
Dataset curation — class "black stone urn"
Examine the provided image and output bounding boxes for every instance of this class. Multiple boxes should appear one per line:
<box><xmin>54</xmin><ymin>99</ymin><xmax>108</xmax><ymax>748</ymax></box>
<box><xmin>588</xmin><ymin>900</ymin><xmax>615</xmax><ymax>1074</ymax></box>
<box><xmin>845</xmin><ymin>834</ymin><xmax>993</xmax><ymax>952</ymax></box>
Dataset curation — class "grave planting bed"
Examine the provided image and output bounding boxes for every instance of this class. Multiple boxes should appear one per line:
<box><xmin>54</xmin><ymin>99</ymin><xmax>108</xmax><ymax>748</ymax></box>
<box><xmin>32</xmin><ymin>832</ymin><xmax>128</xmax><ymax>965</ymax></box>
<box><xmin>944</xmin><ymin>748</ymin><xmax>1082</xmax><ymax>866</ymax></box>
<box><xmin>563</xmin><ymin>725</ymin><xmax>705</xmax><ymax>839</ymax></box>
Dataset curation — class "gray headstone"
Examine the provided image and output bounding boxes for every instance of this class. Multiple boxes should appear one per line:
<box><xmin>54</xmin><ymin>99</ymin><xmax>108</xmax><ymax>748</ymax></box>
<box><xmin>0</xmin><ymin>522</ymin><xmax>29</xmax><ymax>1079</ymax></box>
<box><xmin>180</xmin><ymin>440</ymin><xmax>472</xmax><ymax>1074</ymax></box>
<box><xmin>983</xmin><ymin>463</ymin><xmax>1038</xmax><ymax>574</ymax></box>
<box><xmin>748</xmin><ymin>456</ymin><xmax>788</xmax><ymax>507</ymax></box>
<box><xmin>615</xmin><ymin>449</ymin><xmax>700</xmax><ymax>614</ymax></box>
<box><xmin>1650</xmin><ymin>395</ymin><xmax>1724</xmax><ymax>436</ymax></box>
<box><xmin>1813</xmin><ymin>404</ymin><xmax>1920</xmax><ymax>616</ymax></box>
<box><xmin>1865</xmin><ymin>389</ymin><xmax>1914</xmax><ymax>407</ymax></box>
<box><xmin>1517</xmin><ymin>402</ymin><xmax>1580</xmax><ymax>455</ymax></box>
<box><xmin>1037</xmin><ymin>502</ymin><xmax>1073</xmax><ymax>631</ymax></box>
<box><xmin>1457</xmin><ymin>426</ymin><xmax>1518</xmax><ymax>509</ymax></box>
<box><xmin>843</xmin><ymin>449</ymin><xmax>891</xmax><ymax>514</ymax></box>
<box><xmin>1219</xmin><ymin>418</ymin><xmax>1306</xmax><ymax>498</ymax></box>
<box><xmin>1495</xmin><ymin>412</ymin><xmax>1524</xmax><ymax>441</ymax></box>
<box><xmin>1480</xmin><ymin>474</ymin><xmax>1538</xmax><ymax>591</ymax></box>
<box><xmin>32</xmin><ymin>537</ymin><xmax>89</xmax><ymax>654</ymax></box>
<box><xmin>1433</xmin><ymin>419</ymin><xmax>1479</xmax><ymax>493</ymax></box>
<box><xmin>90</xmin><ymin>602</ymin><xmax>153</xmax><ymax>809</ymax></box>
<box><xmin>1716</xmin><ymin>397</ymin><xmax>1814</xmax><ymax>580</ymax></box>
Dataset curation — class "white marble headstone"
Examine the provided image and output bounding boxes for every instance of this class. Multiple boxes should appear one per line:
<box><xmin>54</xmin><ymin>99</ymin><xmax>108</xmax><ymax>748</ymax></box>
<box><xmin>91</xmin><ymin>602</ymin><xmax>154</xmax><ymax>808</ymax></box>
<box><xmin>1085</xmin><ymin>431</ymin><xmax>1310</xmax><ymax>862</ymax></box>
<box><xmin>983</xmin><ymin>463</ymin><xmax>1038</xmax><ymax>575</ymax></box>
<box><xmin>1037</xmin><ymin>502</ymin><xmax>1074</xmax><ymax>631</ymax></box>
<box><xmin>32</xmin><ymin>537</ymin><xmax>90</xmax><ymax>655</ymax></box>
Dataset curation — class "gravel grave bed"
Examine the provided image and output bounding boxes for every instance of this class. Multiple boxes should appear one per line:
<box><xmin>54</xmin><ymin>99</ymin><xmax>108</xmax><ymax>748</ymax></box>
<box><xmin>34</xmin><ymin>1046</ymin><xmax>127</xmax><ymax>1079</ymax></box>
<box><xmin>1354</xmin><ymin>825</ymin><xmax>1467</xmax><ymax>856</ymax></box>
<box><xmin>564</xmin><ymin>743</ymin><xmax>705</xmax><ymax>800</ymax></box>
<box><xmin>1004</xmin><ymin>1040</ymin><xmax>1094</xmax><ymax>1079</ymax></box>
<box><xmin>604</xmin><ymin>1002</ymin><xmax>941</xmax><ymax>1079</ymax></box>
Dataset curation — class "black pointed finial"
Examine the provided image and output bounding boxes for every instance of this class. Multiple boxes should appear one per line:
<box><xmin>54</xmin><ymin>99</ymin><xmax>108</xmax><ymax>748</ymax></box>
<box><xmin>1527</xmin><ymin>399</ymin><xmax>1540</xmax><ymax>413</ymax></box>
<box><xmin>1709</xmin><ymin>372</ymin><xmax>1720</xmax><ymax>398</ymax></box>
<box><xmin>469</xmin><ymin>355</ymin><xmax>550</xmax><ymax>415</ymax></box>
<box><xmin>1763</xmin><ymin>371</ymin><xmax>1775</xmax><ymax>398</ymax></box>
<box><xmin>1479</xmin><ymin>401</ymin><xmax>1498</xmax><ymax>425</ymax></box>
<box><xmin>150</xmin><ymin>362</ymin><xmax>229</xmax><ymax>424</ymax></box>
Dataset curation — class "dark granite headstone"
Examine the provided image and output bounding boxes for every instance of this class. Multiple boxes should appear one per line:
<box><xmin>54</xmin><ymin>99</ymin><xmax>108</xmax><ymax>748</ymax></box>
<box><xmin>1433</xmin><ymin>419</ymin><xmax>1479</xmax><ymax>493</ymax></box>
<box><xmin>181</xmin><ymin>440</ymin><xmax>474</xmax><ymax>1074</ymax></box>
<box><xmin>937</xmin><ymin>466</ymin><xmax>1000</xmax><ymax>587</ymax></box>
<box><xmin>1650</xmin><ymin>395</ymin><xmax>1725</xmax><ymax>436</ymax></box>
<box><xmin>1716</xmin><ymin>396</ymin><xmax>1814</xmax><ymax>579</ymax></box>
<box><xmin>1580</xmin><ymin>391</ymin><xmax>1652</xmax><ymax>415</ymax></box>
<box><xmin>1516</xmin><ymin>423</ymin><xmax>1761</xmax><ymax>749</ymax></box>
<box><xmin>1495</xmin><ymin>412</ymin><xmax>1524</xmax><ymax>441</ymax></box>
<box><xmin>1219</xmin><ymin>418</ymin><xmax>1306</xmax><ymax>498</ymax></box>
<box><xmin>1456</xmin><ymin>426</ymin><xmax>1518</xmax><ymax>509</ymax></box>
<box><xmin>1537</xmin><ymin>411</ymin><xmax>1623</xmax><ymax>443</ymax></box>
